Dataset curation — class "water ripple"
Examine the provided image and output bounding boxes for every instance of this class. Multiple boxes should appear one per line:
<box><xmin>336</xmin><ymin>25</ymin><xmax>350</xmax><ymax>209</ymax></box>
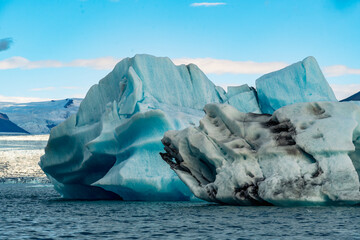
<box><xmin>1</xmin><ymin>184</ymin><xmax>360</xmax><ymax>239</ymax></box>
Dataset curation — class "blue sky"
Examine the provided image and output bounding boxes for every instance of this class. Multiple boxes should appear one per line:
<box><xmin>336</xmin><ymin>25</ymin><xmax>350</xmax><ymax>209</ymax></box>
<box><xmin>0</xmin><ymin>0</ymin><xmax>359</xmax><ymax>102</ymax></box>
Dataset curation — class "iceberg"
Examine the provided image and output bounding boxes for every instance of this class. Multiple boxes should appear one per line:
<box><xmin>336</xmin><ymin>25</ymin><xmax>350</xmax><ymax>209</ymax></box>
<box><xmin>256</xmin><ymin>56</ymin><xmax>337</xmax><ymax>114</ymax></box>
<box><xmin>161</xmin><ymin>102</ymin><xmax>360</xmax><ymax>206</ymax></box>
<box><xmin>40</xmin><ymin>54</ymin><xmax>259</xmax><ymax>200</ymax></box>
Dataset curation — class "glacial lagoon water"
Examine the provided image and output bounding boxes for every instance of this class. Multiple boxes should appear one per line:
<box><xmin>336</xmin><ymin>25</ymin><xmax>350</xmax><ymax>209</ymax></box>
<box><xmin>1</xmin><ymin>184</ymin><xmax>360</xmax><ymax>240</ymax></box>
<box><xmin>0</xmin><ymin>134</ymin><xmax>48</xmax><ymax>183</ymax></box>
<box><xmin>1</xmin><ymin>135</ymin><xmax>360</xmax><ymax>239</ymax></box>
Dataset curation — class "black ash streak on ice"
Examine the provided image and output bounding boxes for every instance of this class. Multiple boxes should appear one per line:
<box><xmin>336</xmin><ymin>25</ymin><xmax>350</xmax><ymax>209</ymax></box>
<box><xmin>160</xmin><ymin>56</ymin><xmax>360</xmax><ymax>206</ymax></box>
<box><xmin>161</xmin><ymin>109</ymin><xmax>301</xmax><ymax>205</ymax></box>
<box><xmin>161</xmin><ymin>101</ymin><xmax>360</xmax><ymax>206</ymax></box>
<box><xmin>1</xmin><ymin>184</ymin><xmax>360</xmax><ymax>240</ymax></box>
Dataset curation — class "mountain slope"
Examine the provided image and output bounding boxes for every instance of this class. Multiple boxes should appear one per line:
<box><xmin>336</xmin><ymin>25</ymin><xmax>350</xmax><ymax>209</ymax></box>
<box><xmin>341</xmin><ymin>91</ymin><xmax>360</xmax><ymax>102</ymax></box>
<box><xmin>0</xmin><ymin>113</ymin><xmax>29</xmax><ymax>134</ymax></box>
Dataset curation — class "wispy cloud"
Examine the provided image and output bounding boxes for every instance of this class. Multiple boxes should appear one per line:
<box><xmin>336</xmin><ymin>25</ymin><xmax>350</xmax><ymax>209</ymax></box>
<box><xmin>190</xmin><ymin>2</ymin><xmax>226</xmax><ymax>7</ymax></box>
<box><xmin>323</xmin><ymin>65</ymin><xmax>360</xmax><ymax>77</ymax></box>
<box><xmin>0</xmin><ymin>56</ymin><xmax>120</xmax><ymax>70</ymax></box>
<box><xmin>330</xmin><ymin>84</ymin><xmax>360</xmax><ymax>100</ymax></box>
<box><xmin>0</xmin><ymin>38</ymin><xmax>13</xmax><ymax>52</ymax></box>
<box><xmin>68</xmin><ymin>57</ymin><xmax>120</xmax><ymax>70</ymax></box>
<box><xmin>173</xmin><ymin>58</ymin><xmax>288</xmax><ymax>74</ymax></box>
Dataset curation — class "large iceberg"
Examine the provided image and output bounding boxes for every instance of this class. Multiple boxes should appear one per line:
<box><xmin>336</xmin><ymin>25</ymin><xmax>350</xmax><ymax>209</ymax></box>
<box><xmin>40</xmin><ymin>54</ymin><xmax>259</xmax><ymax>200</ymax></box>
<box><xmin>161</xmin><ymin>102</ymin><xmax>360</xmax><ymax>206</ymax></box>
<box><xmin>40</xmin><ymin>54</ymin><xmax>343</xmax><ymax>203</ymax></box>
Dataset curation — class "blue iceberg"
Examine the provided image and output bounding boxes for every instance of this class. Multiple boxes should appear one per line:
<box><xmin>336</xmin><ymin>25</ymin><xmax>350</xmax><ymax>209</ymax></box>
<box><xmin>40</xmin><ymin>54</ymin><xmax>258</xmax><ymax>200</ymax></box>
<box><xmin>41</xmin><ymin>54</ymin><xmax>345</xmax><ymax>204</ymax></box>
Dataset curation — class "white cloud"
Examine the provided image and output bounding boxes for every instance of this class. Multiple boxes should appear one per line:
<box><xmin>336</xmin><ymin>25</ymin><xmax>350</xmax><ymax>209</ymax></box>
<box><xmin>0</xmin><ymin>56</ymin><xmax>120</xmax><ymax>70</ymax></box>
<box><xmin>0</xmin><ymin>95</ymin><xmax>52</xmax><ymax>103</ymax></box>
<box><xmin>323</xmin><ymin>65</ymin><xmax>360</xmax><ymax>77</ymax></box>
<box><xmin>0</xmin><ymin>56</ymin><xmax>29</xmax><ymax>69</ymax></box>
<box><xmin>330</xmin><ymin>84</ymin><xmax>360</xmax><ymax>100</ymax></box>
<box><xmin>191</xmin><ymin>2</ymin><xmax>226</xmax><ymax>7</ymax></box>
<box><xmin>68</xmin><ymin>57</ymin><xmax>120</xmax><ymax>70</ymax></box>
<box><xmin>26</xmin><ymin>60</ymin><xmax>64</xmax><ymax>69</ymax></box>
<box><xmin>173</xmin><ymin>58</ymin><xmax>288</xmax><ymax>74</ymax></box>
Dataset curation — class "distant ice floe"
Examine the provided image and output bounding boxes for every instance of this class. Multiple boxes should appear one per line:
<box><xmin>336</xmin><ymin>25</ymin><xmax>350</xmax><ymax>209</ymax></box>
<box><xmin>0</xmin><ymin>135</ymin><xmax>50</xmax><ymax>184</ymax></box>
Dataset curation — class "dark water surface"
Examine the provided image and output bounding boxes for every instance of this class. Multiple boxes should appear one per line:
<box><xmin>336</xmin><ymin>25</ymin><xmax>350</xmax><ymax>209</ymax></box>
<box><xmin>1</xmin><ymin>184</ymin><xmax>360</xmax><ymax>240</ymax></box>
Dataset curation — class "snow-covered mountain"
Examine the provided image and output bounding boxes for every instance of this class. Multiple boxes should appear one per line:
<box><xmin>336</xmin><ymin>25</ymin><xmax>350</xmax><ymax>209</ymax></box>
<box><xmin>0</xmin><ymin>98</ymin><xmax>82</xmax><ymax>134</ymax></box>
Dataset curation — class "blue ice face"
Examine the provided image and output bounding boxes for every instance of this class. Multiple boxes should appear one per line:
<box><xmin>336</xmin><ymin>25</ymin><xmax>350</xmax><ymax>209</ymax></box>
<box><xmin>40</xmin><ymin>54</ymin><xmax>261</xmax><ymax>200</ymax></box>
<box><xmin>256</xmin><ymin>56</ymin><xmax>337</xmax><ymax>114</ymax></box>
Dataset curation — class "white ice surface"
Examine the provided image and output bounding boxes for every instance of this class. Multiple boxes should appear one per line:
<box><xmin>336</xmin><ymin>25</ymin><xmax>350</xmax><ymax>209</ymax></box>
<box><xmin>162</xmin><ymin>102</ymin><xmax>360</xmax><ymax>206</ymax></box>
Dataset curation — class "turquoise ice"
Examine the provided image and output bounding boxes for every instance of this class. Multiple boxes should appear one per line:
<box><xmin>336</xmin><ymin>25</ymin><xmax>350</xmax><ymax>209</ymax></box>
<box><xmin>40</xmin><ymin>54</ymin><xmax>344</xmax><ymax>203</ymax></box>
<box><xmin>40</xmin><ymin>54</ymin><xmax>259</xmax><ymax>200</ymax></box>
<box><xmin>256</xmin><ymin>56</ymin><xmax>337</xmax><ymax>114</ymax></box>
